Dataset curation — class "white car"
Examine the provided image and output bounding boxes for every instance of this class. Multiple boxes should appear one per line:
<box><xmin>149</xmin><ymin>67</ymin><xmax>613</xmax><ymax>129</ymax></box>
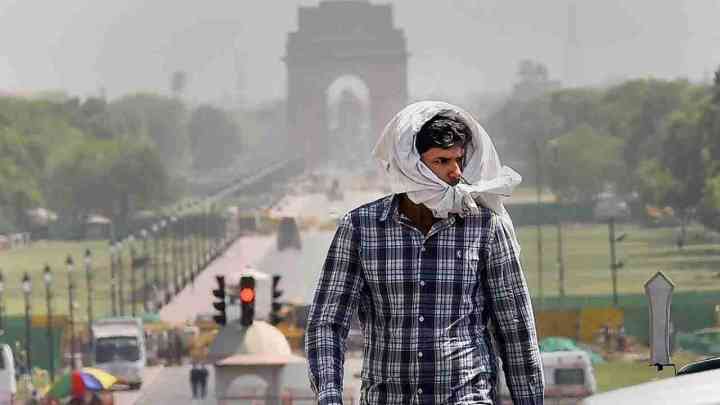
<box><xmin>580</xmin><ymin>367</ymin><xmax>720</xmax><ymax>405</ymax></box>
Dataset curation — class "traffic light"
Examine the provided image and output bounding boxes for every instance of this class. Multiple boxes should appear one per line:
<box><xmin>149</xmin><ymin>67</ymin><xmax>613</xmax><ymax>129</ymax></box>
<box><xmin>270</xmin><ymin>275</ymin><xmax>284</xmax><ymax>325</ymax></box>
<box><xmin>239</xmin><ymin>275</ymin><xmax>255</xmax><ymax>327</ymax></box>
<box><xmin>212</xmin><ymin>275</ymin><xmax>227</xmax><ymax>326</ymax></box>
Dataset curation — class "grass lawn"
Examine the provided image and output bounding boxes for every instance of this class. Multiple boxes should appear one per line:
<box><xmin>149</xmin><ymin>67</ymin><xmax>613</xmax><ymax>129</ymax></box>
<box><xmin>594</xmin><ymin>351</ymin><xmax>703</xmax><ymax>393</ymax></box>
<box><xmin>515</xmin><ymin>222</ymin><xmax>720</xmax><ymax>298</ymax></box>
<box><xmin>0</xmin><ymin>238</ymin><xmax>198</xmax><ymax>319</ymax></box>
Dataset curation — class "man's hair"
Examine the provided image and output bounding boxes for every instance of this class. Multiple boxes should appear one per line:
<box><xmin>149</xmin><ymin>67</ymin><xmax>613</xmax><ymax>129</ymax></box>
<box><xmin>415</xmin><ymin>114</ymin><xmax>472</xmax><ymax>155</ymax></box>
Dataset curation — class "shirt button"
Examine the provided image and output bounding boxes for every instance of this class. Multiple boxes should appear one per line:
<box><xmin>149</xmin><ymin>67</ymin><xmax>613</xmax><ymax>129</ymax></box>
<box><xmin>417</xmin><ymin>351</ymin><xmax>423</xmax><ymax>358</ymax></box>
<box><xmin>417</xmin><ymin>388</ymin><xmax>423</xmax><ymax>395</ymax></box>
<box><xmin>419</xmin><ymin>280</ymin><xmax>426</xmax><ymax>287</ymax></box>
<box><xmin>419</xmin><ymin>315</ymin><xmax>424</xmax><ymax>322</ymax></box>
<box><xmin>421</xmin><ymin>247</ymin><xmax>426</xmax><ymax>252</ymax></box>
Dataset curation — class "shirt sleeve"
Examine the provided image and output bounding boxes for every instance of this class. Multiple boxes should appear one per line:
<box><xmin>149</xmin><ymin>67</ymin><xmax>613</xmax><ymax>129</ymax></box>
<box><xmin>305</xmin><ymin>213</ymin><xmax>365</xmax><ymax>405</ymax></box>
<box><xmin>484</xmin><ymin>215</ymin><xmax>545</xmax><ymax>405</ymax></box>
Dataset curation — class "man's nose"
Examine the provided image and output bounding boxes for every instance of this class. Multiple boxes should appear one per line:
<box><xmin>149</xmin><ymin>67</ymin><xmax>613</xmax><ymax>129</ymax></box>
<box><xmin>448</xmin><ymin>162</ymin><xmax>462</xmax><ymax>181</ymax></box>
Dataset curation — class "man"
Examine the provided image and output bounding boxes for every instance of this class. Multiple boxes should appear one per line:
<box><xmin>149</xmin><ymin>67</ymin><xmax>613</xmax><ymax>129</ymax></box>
<box><xmin>198</xmin><ymin>362</ymin><xmax>209</xmax><ymax>399</ymax></box>
<box><xmin>305</xmin><ymin>101</ymin><xmax>544</xmax><ymax>404</ymax></box>
<box><xmin>190</xmin><ymin>362</ymin><xmax>200</xmax><ymax>399</ymax></box>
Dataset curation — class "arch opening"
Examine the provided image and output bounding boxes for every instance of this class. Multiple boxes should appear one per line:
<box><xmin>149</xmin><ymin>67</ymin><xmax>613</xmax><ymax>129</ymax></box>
<box><xmin>325</xmin><ymin>75</ymin><xmax>372</xmax><ymax>170</ymax></box>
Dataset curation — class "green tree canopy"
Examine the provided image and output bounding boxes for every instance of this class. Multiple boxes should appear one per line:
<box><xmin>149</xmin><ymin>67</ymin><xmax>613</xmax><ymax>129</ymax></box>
<box><xmin>188</xmin><ymin>104</ymin><xmax>243</xmax><ymax>171</ymax></box>
<box><xmin>545</xmin><ymin>125</ymin><xmax>625</xmax><ymax>204</ymax></box>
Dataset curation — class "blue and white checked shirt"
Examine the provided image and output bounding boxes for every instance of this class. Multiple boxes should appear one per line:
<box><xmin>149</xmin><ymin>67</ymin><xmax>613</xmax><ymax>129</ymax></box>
<box><xmin>305</xmin><ymin>194</ymin><xmax>544</xmax><ymax>404</ymax></box>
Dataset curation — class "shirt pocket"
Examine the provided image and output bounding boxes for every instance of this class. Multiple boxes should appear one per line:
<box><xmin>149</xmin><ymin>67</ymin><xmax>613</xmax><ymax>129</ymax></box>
<box><xmin>456</xmin><ymin>246</ymin><xmax>481</xmax><ymax>287</ymax></box>
<box><xmin>358</xmin><ymin>248</ymin><xmax>410</xmax><ymax>308</ymax></box>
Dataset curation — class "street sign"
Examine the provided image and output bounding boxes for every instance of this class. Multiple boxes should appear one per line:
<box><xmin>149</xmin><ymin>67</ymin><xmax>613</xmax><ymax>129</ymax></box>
<box><xmin>644</xmin><ymin>271</ymin><xmax>674</xmax><ymax>369</ymax></box>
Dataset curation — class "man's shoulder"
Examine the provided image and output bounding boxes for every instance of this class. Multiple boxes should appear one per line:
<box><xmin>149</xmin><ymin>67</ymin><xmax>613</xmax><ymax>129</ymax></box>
<box><xmin>345</xmin><ymin>194</ymin><xmax>394</xmax><ymax>220</ymax></box>
<box><xmin>460</xmin><ymin>204</ymin><xmax>497</xmax><ymax>226</ymax></box>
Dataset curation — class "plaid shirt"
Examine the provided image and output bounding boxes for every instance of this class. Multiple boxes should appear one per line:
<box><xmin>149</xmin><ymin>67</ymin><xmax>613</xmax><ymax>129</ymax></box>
<box><xmin>305</xmin><ymin>194</ymin><xmax>544</xmax><ymax>405</ymax></box>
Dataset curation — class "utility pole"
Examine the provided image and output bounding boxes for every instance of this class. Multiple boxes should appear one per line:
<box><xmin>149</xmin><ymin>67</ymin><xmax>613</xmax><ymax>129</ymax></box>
<box><xmin>550</xmin><ymin>142</ymin><xmax>566</xmax><ymax>301</ymax></box>
<box><xmin>609</xmin><ymin>218</ymin><xmax>626</xmax><ymax>307</ymax></box>
<box><xmin>534</xmin><ymin>139</ymin><xmax>544</xmax><ymax>307</ymax></box>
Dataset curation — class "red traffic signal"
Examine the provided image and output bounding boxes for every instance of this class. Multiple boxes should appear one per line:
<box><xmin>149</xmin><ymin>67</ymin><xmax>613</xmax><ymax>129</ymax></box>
<box><xmin>239</xmin><ymin>275</ymin><xmax>255</xmax><ymax>327</ymax></box>
<box><xmin>239</xmin><ymin>287</ymin><xmax>255</xmax><ymax>303</ymax></box>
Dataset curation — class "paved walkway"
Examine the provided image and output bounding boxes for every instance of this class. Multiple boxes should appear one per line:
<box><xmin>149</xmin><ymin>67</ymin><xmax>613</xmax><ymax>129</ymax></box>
<box><xmin>159</xmin><ymin>235</ymin><xmax>275</xmax><ymax>324</ymax></box>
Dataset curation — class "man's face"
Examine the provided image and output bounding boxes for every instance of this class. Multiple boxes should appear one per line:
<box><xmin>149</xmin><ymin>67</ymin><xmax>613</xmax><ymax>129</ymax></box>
<box><xmin>420</xmin><ymin>145</ymin><xmax>465</xmax><ymax>186</ymax></box>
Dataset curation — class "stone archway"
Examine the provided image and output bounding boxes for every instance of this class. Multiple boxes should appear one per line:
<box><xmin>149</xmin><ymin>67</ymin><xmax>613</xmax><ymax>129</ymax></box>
<box><xmin>284</xmin><ymin>0</ymin><xmax>408</xmax><ymax>166</ymax></box>
<box><xmin>326</xmin><ymin>75</ymin><xmax>371</xmax><ymax>168</ymax></box>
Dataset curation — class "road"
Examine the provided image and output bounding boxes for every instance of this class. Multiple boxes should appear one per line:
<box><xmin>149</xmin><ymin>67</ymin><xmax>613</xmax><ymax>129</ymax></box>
<box><xmin>130</xmin><ymin>364</ymin><xmax>218</xmax><ymax>405</ymax></box>
<box><xmin>113</xmin><ymin>365</ymin><xmax>165</xmax><ymax>405</ymax></box>
<box><xmin>123</xmin><ymin>355</ymin><xmax>365</xmax><ymax>405</ymax></box>
<box><xmin>121</xmin><ymin>188</ymin><xmax>384</xmax><ymax>404</ymax></box>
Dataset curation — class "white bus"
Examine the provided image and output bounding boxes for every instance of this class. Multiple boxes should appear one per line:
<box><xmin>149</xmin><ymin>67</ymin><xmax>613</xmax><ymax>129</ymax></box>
<box><xmin>91</xmin><ymin>317</ymin><xmax>146</xmax><ymax>389</ymax></box>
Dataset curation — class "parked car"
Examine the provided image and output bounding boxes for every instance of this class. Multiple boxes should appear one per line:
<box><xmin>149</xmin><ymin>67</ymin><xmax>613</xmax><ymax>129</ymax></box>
<box><xmin>0</xmin><ymin>344</ymin><xmax>16</xmax><ymax>405</ymax></box>
<box><xmin>277</xmin><ymin>217</ymin><xmax>301</xmax><ymax>251</ymax></box>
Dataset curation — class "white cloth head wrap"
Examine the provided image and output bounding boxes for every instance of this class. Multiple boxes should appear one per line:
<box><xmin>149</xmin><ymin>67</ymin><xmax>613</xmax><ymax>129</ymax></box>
<box><xmin>371</xmin><ymin>100</ymin><xmax>522</xmax><ymax>249</ymax></box>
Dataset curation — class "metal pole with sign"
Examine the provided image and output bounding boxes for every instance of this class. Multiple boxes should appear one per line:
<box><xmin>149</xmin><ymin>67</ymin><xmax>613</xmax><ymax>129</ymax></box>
<box><xmin>645</xmin><ymin>271</ymin><xmax>675</xmax><ymax>372</ymax></box>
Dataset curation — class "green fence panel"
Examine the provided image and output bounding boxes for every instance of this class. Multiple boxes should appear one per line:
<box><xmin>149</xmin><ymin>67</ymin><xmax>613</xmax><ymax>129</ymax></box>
<box><xmin>534</xmin><ymin>290</ymin><xmax>720</xmax><ymax>344</ymax></box>
<box><xmin>0</xmin><ymin>316</ymin><xmax>64</xmax><ymax>373</ymax></box>
<box><xmin>507</xmin><ymin>202</ymin><xmax>597</xmax><ymax>226</ymax></box>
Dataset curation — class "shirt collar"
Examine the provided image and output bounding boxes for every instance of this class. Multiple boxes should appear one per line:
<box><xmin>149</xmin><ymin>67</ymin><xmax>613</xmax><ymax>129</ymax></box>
<box><xmin>379</xmin><ymin>194</ymin><xmax>400</xmax><ymax>222</ymax></box>
<box><xmin>379</xmin><ymin>193</ymin><xmax>464</xmax><ymax>228</ymax></box>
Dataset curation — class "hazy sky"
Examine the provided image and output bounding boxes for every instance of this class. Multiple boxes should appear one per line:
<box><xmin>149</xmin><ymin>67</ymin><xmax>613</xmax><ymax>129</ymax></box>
<box><xmin>1</xmin><ymin>0</ymin><xmax>719</xmax><ymax>106</ymax></box>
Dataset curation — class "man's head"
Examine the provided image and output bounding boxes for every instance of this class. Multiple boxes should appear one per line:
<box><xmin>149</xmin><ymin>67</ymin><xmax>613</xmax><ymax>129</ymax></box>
<box><xmin>415</xmin><ymin>114</ymin><xmax>472</xmax><ymax>186</ymax></box>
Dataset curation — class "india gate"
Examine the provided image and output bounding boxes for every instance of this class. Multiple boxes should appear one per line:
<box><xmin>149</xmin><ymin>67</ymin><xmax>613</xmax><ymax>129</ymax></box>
<box><xmin>284</xmin><ymin>0</ymin><xmax>408</xmax><ymax>165</ymax></box>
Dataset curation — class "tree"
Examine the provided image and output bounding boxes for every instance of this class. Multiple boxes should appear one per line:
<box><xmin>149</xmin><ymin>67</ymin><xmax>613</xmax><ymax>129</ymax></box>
<box><xmin>46</xmin><ymin>138</ymin><xmax>171</xmax><ymax>233</ymax></box>
<box><xmin>108</xmin><ymin>93</ymin><xmax>190</xmax><ymax>172</ymax></box>
<box><xmin>188</xmin><ymin>105</ymin><xmax>242</xmax><ymax>171</ymax></box>
<box><xmin>512</xmin><ymin>60</ymin><xmax>561</xmax><ymax>102</ymax></box>
<box><xmin>545</xmin><ymin>125</ymin><xmax>625</xmax><ymax>204</ymax></box>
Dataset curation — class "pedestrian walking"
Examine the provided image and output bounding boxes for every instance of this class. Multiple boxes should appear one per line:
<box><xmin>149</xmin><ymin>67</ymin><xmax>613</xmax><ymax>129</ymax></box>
<box><xmin>190</xmin><ymin>362</ymin><xmax>200</xmax><ymax>399</ymax></box>
<box><xmin>305</xmin><ymin>101</ymin><xmax>544</xmax><ymax>404</ymax></box>
<box><xmin>198</xmin><ymin>363</ymin><xmax>209</xmax><ymax>399</ymax></box>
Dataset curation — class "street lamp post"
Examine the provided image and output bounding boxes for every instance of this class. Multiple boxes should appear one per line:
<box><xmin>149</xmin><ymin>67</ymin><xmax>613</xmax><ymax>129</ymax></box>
<box><xmin>152</xmin><ymin>224</ymin><xmax>160</xmax><ymax>291</ymax></box>
<box><xmin>44</xmin><ymin>265</ymin><xmax>55</xmax><ymax>382</ymax></box>
<box><xmin>170</xmin><ymin>217</ymin><xmax>179</xmax><ymax>290</ymax></box>
<box><xmin>66</xmin><ymin>255</ymin><xmax>77</xmax><ymax>370</ymax></box>
<box><xmin>0</xmin><ymin>271</ymin><xmax>4</xmax><ymax>333</ymax></box>
<box><xmin>129</xmin><ymin>236</ymin><xmax>137</xmax><ymax>317</ymax></box>
<box><xmin>594</xmin><ymin>191</ymin><xmax>628</xmax><ymax>307</ymax></box>
<box><xmin>181</xmin><ymin>215</ymin><xmax>188</xmax><ymax>287</ymax></box>
<box><xmin>110</xmin><ymin>243</ymin><xmax>117</xmax><ymax>316</ymax></box>
<box><xmin>118</xmin><ymin>241</ymin><xmax>125</xmax><ymax>316</ymax></box>
<box><xmin>548</xmin><ymin>141</ymin><xmax>566</xmax><ymax>301</ymax></box>
<box><xmin>22</xmin><ymin>272</ymin><xmax>32</xmax><ymax>374</ymax></box>
<box><xmin>206</xmin><ymin>203</ymin><xmax>212</xmax><ymax>263</ymax></box>
<box><xmin>160</xmin><ymin>220</ymin><xmax>170</xmax><ymax>297</ymax></box>
<box><xmin>85</xmin><ymin>249</ymin><xmax>94</xmax><ymax>349</ymax></box>
<box><xmin>533</xmin><ymin>139</ymin><xmax>544</xmax><ymax>308</ymax></box>
<box><xmin>141</xmin><ymin>229</ymin><xmax>149</xmax><ymax>312</ymax></box>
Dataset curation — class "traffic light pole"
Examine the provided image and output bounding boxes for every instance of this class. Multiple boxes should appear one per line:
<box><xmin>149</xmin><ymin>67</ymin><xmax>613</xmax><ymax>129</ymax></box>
<box><xmin>270</xmin><ymin>275</ymin><xmax>283</xmax><ymax>325</ymax></box>
<box><xmin>212</xmin><ymin>275</ymin><xmax>227</xmax><ymax>326</ymax></box>
<box><xmin>239</xmin><ymin>276</ymin><xmax>256</xmax><ymax>327</ymax></box>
